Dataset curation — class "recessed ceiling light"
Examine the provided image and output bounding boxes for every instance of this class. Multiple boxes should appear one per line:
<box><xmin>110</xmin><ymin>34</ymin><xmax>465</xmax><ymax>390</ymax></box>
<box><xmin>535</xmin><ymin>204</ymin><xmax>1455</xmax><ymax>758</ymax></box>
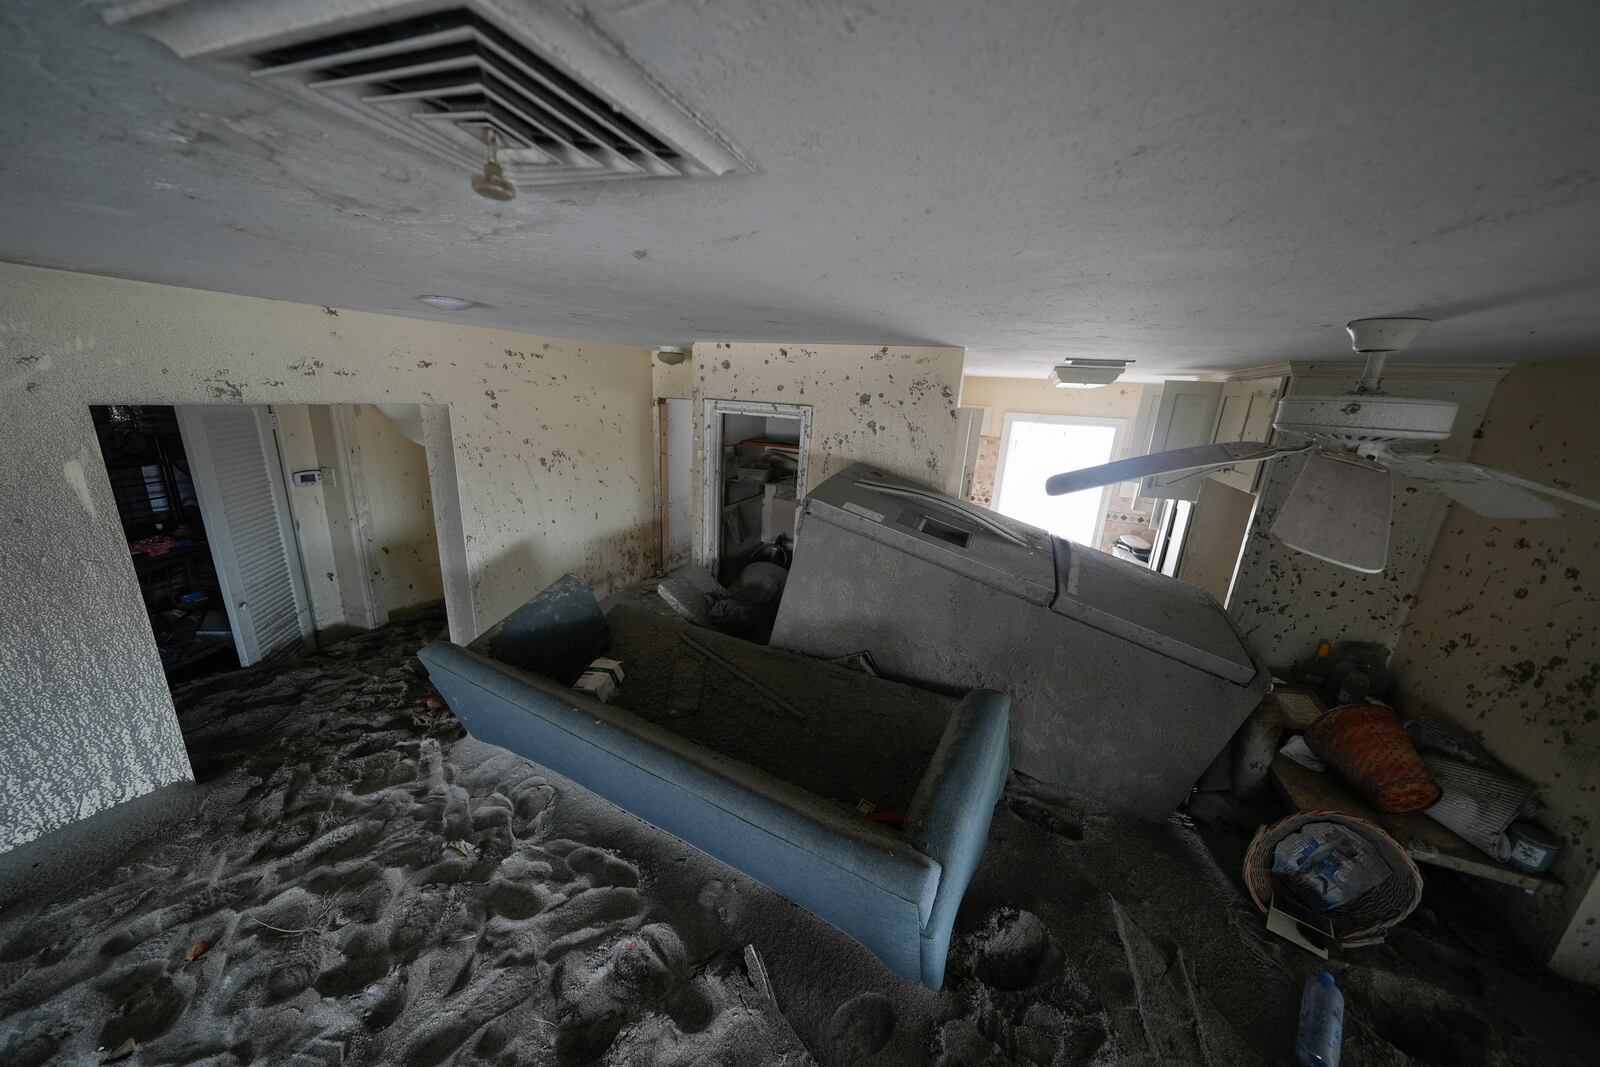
<box><xmin>418</xmin><ymin>295</ymin><xmax>477</xmax><ymax>311</ymax></box>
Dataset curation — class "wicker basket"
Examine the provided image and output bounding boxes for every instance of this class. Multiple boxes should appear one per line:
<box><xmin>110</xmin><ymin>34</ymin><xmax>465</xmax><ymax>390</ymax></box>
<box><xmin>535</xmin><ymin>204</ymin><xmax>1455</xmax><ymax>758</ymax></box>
<box><xmin>1244</xmin><ymin>809</ymin><xmax>1424</xmax><ymax>947</ymax></box>
<box><xmin>1307</xmin><ymin>703</ymin><xmax>1442</xmax><ymax>813</ymax></box>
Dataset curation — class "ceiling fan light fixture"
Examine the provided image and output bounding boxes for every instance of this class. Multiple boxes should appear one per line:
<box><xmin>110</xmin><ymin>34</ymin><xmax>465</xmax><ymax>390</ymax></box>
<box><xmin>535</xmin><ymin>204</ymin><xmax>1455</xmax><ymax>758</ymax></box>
<box><xmin>1049</xmin><ymin>359</ymin><xmax>1132</xmax><ymax>388</ymax></box>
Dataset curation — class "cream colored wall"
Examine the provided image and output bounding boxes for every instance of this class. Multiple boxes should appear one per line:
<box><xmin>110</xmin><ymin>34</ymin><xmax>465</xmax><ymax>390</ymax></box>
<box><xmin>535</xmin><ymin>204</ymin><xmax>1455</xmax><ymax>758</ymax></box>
<box><xmin>652</xmin><ymin>354</ymin><xmax>694</xmax><ymax>400</ymax></box>
<box><xmin>690</xmin><ymin>342</ymin><xmax>966</xmax><ymax>563</ymax></box>
<box><xmin>1391</xmin><ymin>360</ymin><xmax>1600</xmax><ymax>984</ymax></box>
<box><xmin>273</xmin><ymin>404</ymin><xmax>351</xmax><ymax>633</ymax></box>
<box><xmin>959</xmin><ymin>377</ymin><xmax>1145</xmax><ymax>432</ymax></box>
<box><xmin>350</xmin><ymin>404</ymin><xmax>444</xmax><ymax>614</ymax></box>
<box><xmin>0</xmin><ymin>263</ymin><xmax>656</xmax><ymax>852</ymax></box>
<box><xmin>1227</xmin><ymin>363</ymin><xmax>1506</xmax><ymax>672</ymax></box>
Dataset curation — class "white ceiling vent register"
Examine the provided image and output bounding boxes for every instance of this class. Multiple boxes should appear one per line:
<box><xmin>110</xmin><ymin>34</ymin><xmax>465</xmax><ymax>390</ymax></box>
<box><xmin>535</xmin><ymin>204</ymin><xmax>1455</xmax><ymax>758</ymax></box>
<box><xmin>103</xmin><ymin>0</ymin><xmax>749</xmax><ymax>188</ymax></box>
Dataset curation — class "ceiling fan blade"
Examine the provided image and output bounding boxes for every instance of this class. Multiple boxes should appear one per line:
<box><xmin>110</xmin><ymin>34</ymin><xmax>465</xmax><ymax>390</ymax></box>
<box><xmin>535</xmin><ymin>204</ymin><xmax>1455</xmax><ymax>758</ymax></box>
<box><xmin>1044</xmin><ymin>441</ymin><xmax>1304</xmax><ymax>496</ymax></box>
<box><xmin>1271</xmin><ymin>453</ymin><xmax>1391</xmax><ymax>573</ymax></box>
<box><xmin>1380</xmin><ymin>451</ymin><xmax>1600</xmax><ymax>519</ymax></box>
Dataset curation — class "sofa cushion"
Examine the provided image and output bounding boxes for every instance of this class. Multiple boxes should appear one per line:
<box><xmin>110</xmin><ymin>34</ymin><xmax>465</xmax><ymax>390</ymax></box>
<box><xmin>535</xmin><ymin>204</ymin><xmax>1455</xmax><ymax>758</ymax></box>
<box><xmin>602</xmin><ymin>603</ymin><xmax>954</xmax><ymax>812</ymax></box>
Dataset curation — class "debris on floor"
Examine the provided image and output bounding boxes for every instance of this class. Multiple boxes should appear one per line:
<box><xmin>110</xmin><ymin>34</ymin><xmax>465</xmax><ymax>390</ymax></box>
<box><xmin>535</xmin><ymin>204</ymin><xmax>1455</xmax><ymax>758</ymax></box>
<box><xmin>0</xmin><ymin>607</ymin><xmax>1595</xmax><ymax>1066</ymax></box>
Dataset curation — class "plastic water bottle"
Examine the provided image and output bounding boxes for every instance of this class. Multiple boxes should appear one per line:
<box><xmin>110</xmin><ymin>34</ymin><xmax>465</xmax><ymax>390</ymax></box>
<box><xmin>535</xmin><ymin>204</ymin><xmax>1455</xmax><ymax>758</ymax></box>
<box><xmin>1295</xmin><ymin>970</ymin><xmax>1344</xmax><ymax>1067</ymax></box>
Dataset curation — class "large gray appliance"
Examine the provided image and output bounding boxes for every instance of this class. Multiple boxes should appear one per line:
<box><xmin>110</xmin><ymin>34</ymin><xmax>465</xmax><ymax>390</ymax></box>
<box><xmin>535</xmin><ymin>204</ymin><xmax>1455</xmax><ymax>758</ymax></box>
<box><xmin>770</xmin><ymin>464</ymin><xmax>1269</xmax><ymax>816</ymax></box>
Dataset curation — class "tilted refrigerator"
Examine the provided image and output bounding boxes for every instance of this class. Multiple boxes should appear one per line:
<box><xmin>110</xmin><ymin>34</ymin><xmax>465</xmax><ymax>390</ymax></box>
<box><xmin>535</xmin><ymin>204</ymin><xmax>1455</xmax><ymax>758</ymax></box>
<box><xmin>770</xmin><ymin>464</ymin><xmax>1270</xmax><ymax>816</ymax></box>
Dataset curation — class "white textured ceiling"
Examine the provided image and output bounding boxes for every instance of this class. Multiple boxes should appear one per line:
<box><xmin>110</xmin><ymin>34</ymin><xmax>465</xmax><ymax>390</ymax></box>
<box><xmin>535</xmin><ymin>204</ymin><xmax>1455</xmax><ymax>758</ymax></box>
<box><xmin>3</xmin><ymin>1</ymin><xmax>1599</xmax><ymax>376</ymax></box>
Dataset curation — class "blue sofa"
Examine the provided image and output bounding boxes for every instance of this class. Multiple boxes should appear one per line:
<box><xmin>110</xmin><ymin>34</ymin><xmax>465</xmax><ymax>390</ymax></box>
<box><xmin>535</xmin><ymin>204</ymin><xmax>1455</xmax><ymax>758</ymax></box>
<box><xmin>417</xmin><ymin>576</ymin><xmax>1010</xmax><ymax>989</ymax></box>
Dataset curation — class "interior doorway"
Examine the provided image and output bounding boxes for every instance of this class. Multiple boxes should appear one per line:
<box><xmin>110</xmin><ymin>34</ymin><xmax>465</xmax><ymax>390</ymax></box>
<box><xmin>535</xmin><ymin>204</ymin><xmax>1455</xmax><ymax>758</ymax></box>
<box><xmin>90</xmin><ymin>404</ymin><xmax>308</xmax><ymax>681</ymax></box>
<box><xmin>271</xmin><ymin>403</ymin><xmax>447</xmax><ymax>638</ymax></box>
<box><xmin>91</xmin><ymin>402</ymin><xmax>457</xmax><ymax>690</ymax></box>
<box><xmin>993</xmin><ymin>413</ymin><xmax>1127</xmax><ymax>548</ymax></box>
<box><xmin>700</xmin><ymin>399</ymin><xmax>812</xmax><ymax>583</ymax></box>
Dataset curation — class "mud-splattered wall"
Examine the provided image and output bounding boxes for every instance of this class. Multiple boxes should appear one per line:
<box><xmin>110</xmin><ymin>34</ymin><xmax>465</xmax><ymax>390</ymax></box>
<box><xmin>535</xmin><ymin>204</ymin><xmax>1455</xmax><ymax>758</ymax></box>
<box><xmin>1225</xmin><ymin>363</ymin><xmax>1507</xmax><ymax>672</ymax></box>
<box><xmin>689</xmin><ymin>342</ymin><xmax>965</xmax><ymax>563</ymax></box>
<box><xmin>349</xmin><ymin>405</ymin><xmax>445</xmax><ymax>615</ymax></box>
<box><xmin>1391</xmin><ymin>360</ymin><xmax>1600</xmax><ymax>984</ymax></box>
<box><xmin>0</xmin><ymin>263</ymin><xmax>656</xmax><ymax>852</ymax></box>
<box><xmin>652</xmin><ymin>353</ymin><xmax>694</xmax><ymax>401</ymax></box>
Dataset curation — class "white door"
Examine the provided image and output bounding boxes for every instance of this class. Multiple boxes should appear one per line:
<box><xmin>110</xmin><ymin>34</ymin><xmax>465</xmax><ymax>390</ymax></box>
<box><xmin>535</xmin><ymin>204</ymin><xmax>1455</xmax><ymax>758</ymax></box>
<box><xmin>177</xmin><ymin>405</ymin><xmax>313</xmax><ymax>665</ymax></box>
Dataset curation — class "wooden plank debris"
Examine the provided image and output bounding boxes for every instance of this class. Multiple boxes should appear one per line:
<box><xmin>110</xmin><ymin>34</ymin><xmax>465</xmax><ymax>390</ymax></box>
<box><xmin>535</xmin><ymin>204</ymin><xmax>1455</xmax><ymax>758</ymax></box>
<box><xmin>1269</xmin><ymin>754</ymin><xmax>1558</xmax><ymax>894</ymax></box>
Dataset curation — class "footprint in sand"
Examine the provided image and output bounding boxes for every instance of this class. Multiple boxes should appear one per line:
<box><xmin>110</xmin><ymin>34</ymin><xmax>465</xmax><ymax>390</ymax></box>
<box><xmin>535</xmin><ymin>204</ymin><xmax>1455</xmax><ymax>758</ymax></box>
<box><xmin>314</xmin><ymin>924</ymin><xmax>392</xmax><ymax>997</ymax></box>
<box><xmin>1006</xmin><ymin>794</ymin><xmax>1085</xmax><ymax>841</ymax></box>
<box><xmin>564</xmin><ymin>845</ymin><xmax>641</xmax><ymax>890</ymax></box>
<box><xmin>963</xmin><ymin>908</ymin><xmax>1059</xmax><ymax>992</ymax></box>
<box><xmin>95</xmin><ymin>963</ymin><xmax>192</xmax><ymax>1047</ymax></box>
<box><xmin>552</xmin><ymin>923</ymin><xmax>707</xmax><ymax>1063</ymax></box>
<box><xmin>825</xmin><ymin>991</ymin><xmax>896</xmax><ymax>1063</ymax></box>
<box><xmin>695</xmin><ymin>878</ymin><xmax>746</xmax><ymax>925</ymax></box>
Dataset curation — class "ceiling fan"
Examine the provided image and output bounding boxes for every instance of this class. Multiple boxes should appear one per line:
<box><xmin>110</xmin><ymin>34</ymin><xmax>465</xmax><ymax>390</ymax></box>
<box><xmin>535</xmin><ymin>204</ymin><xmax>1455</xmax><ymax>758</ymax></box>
<box><xmin>1045</xmin><ymin>318</ymin><xmax>1600</xmax><ymax>573</ymax></box>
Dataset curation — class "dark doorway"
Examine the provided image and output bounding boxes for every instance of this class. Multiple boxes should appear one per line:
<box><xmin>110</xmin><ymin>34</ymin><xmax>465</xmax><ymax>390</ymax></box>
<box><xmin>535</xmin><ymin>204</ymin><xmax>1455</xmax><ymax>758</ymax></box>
<box><xmin>90</xmin><ymin>405</ymin><xmax>239</xmax><ymax>683</ymax></box>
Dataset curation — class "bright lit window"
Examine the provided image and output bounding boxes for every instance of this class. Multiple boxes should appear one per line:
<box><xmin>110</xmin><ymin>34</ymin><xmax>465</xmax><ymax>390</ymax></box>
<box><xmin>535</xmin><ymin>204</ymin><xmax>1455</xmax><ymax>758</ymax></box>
<box><xmin>994</xmin><ymin>415</ymin><xmax>1124</xmax><ymax>546</ymax></box>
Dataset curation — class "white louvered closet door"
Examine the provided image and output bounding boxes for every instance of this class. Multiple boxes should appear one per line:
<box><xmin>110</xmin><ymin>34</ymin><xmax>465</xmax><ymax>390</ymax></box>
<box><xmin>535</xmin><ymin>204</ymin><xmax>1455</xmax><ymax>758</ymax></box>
<box><xmin>176</xmin><ymin>406</ymin><xmax>313</xmax><ymax>665</ymax></box>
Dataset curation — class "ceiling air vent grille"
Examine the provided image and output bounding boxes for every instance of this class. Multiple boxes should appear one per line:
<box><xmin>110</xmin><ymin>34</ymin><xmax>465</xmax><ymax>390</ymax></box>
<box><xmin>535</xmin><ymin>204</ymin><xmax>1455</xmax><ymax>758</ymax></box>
<box><xmin>104</xmin><ymin>1</ymin><xmax>747</xmax><ymax>188</ymax></box>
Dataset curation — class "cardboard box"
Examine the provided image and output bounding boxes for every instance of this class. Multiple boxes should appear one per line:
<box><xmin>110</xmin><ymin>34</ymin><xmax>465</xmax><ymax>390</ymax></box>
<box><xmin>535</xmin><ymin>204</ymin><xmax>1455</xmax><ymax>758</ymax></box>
<box><xmin>574</xmin><ymin>657</ymin><xmax>625</xmax><ymax>703</ymax></box>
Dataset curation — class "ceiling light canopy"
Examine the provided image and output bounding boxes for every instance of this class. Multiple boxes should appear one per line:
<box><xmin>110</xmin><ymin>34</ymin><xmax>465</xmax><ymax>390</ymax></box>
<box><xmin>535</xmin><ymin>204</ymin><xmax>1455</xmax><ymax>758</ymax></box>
<box><xmin>1346</xmin><ymin>317</ymin><xmax>1432</xmax><ymax>354</ymax></box>
<box><xmin>472</xmin><ymin>129</ymin><xmax>515</xmax><ymax>202</ymax></box>
<box><xmin>418</xmin><ymin>295</ymin><xmax>477</xmax><ymax>311</ymax></box>
<box><xmin>1049</xmin><ymin>359</ymin><xmax>1132</xmax><ymax>389</ymax></box>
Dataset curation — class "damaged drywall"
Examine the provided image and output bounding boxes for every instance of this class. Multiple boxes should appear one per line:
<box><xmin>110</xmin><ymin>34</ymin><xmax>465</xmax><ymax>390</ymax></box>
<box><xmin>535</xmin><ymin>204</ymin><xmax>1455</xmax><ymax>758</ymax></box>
<box><xmin>1391</xmin><ymin>360</ymin><xmax>1600</xmax><ymax>983</ymax></box>
<box><xmin>0</xmin><ymin>263</ymin><xmax>656</xmax><ymax>852</ymax></box>
<box><xmin>689</xmin><ymin>342</ymin><xmax>964</xmax><ymax>564</ymax></box>
<box><xmin>1225</xmin><ymin>363</ymin><xmax>1507</xmax><ymax>672</ymax></box>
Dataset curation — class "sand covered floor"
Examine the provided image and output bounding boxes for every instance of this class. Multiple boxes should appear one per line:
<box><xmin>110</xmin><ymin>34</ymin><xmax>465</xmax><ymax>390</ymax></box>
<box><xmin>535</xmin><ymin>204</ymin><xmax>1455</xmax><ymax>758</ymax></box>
<box><xmin>2</xmin><ymin>605</ymin><xmax>1597</xmax><ymax>1066</ymax></box>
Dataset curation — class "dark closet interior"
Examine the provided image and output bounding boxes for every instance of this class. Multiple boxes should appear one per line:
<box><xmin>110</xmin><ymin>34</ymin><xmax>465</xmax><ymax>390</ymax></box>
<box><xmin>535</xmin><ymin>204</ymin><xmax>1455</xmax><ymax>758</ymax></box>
<box><xmin>90</xmin><ymin>404</ymin><xmax>238</xmax><ymax>681</ymax></box>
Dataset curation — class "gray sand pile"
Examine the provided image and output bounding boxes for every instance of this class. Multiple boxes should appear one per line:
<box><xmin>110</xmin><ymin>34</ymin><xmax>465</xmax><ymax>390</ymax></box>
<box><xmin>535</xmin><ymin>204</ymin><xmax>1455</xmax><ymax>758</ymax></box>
<box><xmin>1</xmin><ymin>604</ymin><xmax>1595</xmax><ymax>1066</ymax></box>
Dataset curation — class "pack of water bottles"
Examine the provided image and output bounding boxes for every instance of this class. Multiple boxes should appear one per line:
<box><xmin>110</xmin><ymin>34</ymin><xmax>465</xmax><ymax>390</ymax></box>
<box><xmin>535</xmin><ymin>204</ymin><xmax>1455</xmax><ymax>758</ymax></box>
<box><xmin>1271</xmin><ymin>822</ymin><xmax>1387</xmax><ymax>911</ymax></box>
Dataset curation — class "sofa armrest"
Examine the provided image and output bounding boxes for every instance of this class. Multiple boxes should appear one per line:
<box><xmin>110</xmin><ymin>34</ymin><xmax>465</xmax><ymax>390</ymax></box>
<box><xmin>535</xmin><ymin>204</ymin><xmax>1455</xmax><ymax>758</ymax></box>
<box><xmin>903</xmin><ymin>688</ymin><xmax>1011</xmax><ymax>988</ymax></box>
<box><xmin>466</xmin><ymin>573</ymin><xmax>609</xmax><ymax>685</ymax></box>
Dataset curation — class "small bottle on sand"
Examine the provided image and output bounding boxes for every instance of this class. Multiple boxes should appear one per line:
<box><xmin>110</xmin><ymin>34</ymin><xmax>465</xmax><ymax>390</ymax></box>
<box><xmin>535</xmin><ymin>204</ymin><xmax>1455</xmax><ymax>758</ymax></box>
<box><xmin>1295</xmin><ymin>970</ymin><xmax>1344</xmax><ymax>1067</ymax></box>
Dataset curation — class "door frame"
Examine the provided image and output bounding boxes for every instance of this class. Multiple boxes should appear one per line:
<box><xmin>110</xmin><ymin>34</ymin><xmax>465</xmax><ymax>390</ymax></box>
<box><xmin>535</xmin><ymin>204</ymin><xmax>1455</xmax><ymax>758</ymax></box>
<box><xmin>698</xmin><ymin>398</ymin><xmax>813</xmax><ymax>575</ymax></box>
<box><xmin>330</xmin><ymin>405</ymin><xmax>389</xmax><ymax>630</ymax></box>
<box><xmin>993</xmin><ymin>412</ymin><xmax>1128</xmax><ymax>550</ymax></box>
